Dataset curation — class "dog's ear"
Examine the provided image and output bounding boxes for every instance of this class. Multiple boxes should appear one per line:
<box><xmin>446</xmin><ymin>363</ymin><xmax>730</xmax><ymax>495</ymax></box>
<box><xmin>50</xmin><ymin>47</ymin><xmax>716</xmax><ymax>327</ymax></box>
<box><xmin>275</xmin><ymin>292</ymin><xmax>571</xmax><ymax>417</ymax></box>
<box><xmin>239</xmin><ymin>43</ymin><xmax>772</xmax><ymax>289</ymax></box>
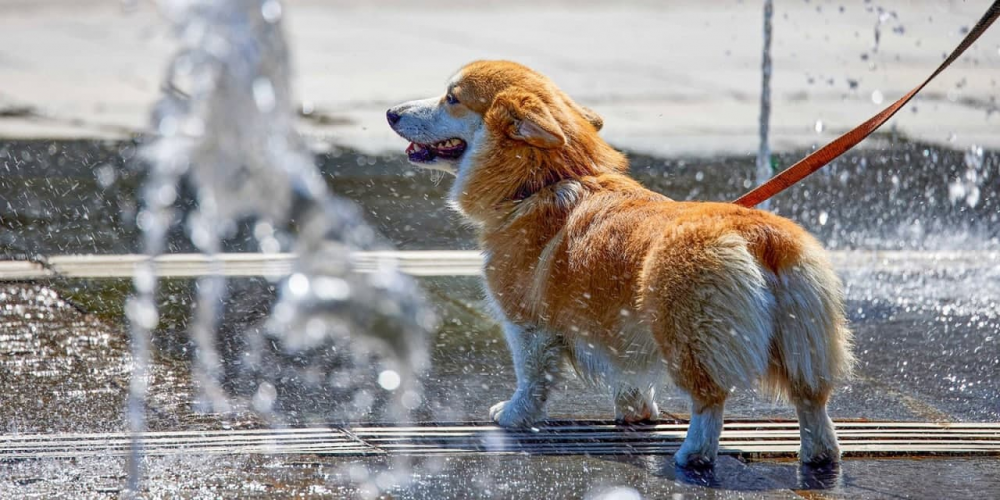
<box><xmin>577</xmin><ymin>105</ymin><xmax>604</xmax><ymax>131</ymax></box>
<box><xmin>489</xmin><ymin>90</ymin><xmax>567</xmax><ymax>149</ymax></box>
<box><xmin>558</xmin><ymin>90</ymin><xmax>603</xmax><ymax>131</ymax></box>
<box><xmin>514</xmin><ymin>114</ymin><xmax>565</xmax><ymax>149</ymax></box>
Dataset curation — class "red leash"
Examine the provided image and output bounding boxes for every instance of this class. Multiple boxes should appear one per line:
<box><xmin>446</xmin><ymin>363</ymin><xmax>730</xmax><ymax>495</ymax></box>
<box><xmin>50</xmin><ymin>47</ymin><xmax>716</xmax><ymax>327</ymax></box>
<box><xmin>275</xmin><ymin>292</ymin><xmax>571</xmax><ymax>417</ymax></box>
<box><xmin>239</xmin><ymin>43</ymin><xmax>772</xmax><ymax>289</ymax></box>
<box><xmin>734</xmin><ymin>0</ymin><xmax>1000</xmax><ymax>208</ymax></box>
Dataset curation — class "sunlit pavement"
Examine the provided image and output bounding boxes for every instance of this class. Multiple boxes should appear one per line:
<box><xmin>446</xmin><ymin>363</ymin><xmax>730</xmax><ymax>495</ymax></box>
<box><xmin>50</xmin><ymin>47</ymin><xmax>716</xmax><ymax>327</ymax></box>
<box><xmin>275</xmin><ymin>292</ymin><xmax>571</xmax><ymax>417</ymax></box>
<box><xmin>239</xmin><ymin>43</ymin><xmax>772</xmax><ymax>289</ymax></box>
<box><xmin>1</xmin><ymin>267</ymin><xmax>1000</xmax><ymax>497</ymax></box>
<box><xmin>2</xmin><ymin>0</ymin><xmax>1000</xmax><ymax>496</ymax></box>
<box><xmin>1</xmin><ymin>0</ymin><xmax>998</xmax><ymax>156</ymax></box>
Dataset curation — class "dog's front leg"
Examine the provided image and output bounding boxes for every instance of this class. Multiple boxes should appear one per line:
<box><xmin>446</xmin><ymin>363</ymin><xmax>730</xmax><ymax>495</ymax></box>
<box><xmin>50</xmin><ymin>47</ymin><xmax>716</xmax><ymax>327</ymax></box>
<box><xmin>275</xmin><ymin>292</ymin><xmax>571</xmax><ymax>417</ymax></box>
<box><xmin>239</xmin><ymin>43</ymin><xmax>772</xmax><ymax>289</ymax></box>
<box><xmin>490</xmin><ymin>322</ymin><xmax>562</xmax><ymax>427</ymax></box>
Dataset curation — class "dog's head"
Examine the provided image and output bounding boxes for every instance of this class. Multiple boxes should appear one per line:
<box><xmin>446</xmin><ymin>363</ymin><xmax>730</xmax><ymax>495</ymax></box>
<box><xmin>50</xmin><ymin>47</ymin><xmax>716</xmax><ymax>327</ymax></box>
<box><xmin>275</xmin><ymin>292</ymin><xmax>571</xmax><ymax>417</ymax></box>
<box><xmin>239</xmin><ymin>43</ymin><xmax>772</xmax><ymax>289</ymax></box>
<box><xmin>387</xmin><ymin>60</ymin><xmax>625</xmax><ymax>221</ymax></box>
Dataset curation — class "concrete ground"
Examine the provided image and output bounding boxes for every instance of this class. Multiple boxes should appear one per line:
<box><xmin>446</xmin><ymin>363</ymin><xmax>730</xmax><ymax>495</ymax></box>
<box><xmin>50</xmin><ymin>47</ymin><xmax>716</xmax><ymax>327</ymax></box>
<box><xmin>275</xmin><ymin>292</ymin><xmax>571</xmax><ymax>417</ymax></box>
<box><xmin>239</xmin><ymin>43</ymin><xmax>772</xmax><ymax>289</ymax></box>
<box><xmin>0</xmin><ymin>0</ymin><xmax>998</xmax><ymax>156</ymax></box>
<box><xmin>1</xmin><ymin>0</ymin><xmax>999</xmax><ymax>497</ymax></box>
<box><xmin>2</xmin><ymin>140</ymin><xmax>999</xmax><ymax>498</ymax></box>
<box><xmin>2</xmin><ymin>268</ymin><xmax>1000</xmax><ymax>498</ymax></box>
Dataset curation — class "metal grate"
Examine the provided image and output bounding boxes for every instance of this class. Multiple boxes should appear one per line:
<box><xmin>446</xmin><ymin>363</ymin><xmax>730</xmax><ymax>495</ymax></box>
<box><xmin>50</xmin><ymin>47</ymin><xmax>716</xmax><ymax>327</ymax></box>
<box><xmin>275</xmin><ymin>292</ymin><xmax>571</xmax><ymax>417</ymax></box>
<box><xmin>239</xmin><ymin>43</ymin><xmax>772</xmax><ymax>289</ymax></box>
<box><xmin>2</xmin><ymin>420</ymin><xmax>998</xmax><ymax>460</ymax></box>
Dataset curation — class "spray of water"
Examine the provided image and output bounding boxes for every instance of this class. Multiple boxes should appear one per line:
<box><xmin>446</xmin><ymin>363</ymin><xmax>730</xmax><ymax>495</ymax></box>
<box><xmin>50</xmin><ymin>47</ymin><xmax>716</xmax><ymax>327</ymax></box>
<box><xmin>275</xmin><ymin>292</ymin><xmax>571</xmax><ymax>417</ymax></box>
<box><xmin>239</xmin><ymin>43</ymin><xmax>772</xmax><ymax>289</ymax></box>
<box><xmin>949</xmin><ymin>146</ymin><xmax>986</xmax><ymax>208</ymax></box>
<box><xmin>126</xmin><ymin>0</ymin><xmax>433</xmax><ymax>494</ymax></box>
<box><xmin>755</xmin><ymin>0</ymin><xmax>774</xmax><ymax>210</ymax></box>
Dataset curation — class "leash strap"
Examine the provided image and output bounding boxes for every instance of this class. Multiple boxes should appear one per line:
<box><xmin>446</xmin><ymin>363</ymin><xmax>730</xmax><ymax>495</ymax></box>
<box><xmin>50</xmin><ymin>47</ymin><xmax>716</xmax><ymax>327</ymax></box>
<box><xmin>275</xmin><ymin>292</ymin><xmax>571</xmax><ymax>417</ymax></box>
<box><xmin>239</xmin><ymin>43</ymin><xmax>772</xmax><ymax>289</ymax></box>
<box><xmin>734</xmin><ymin>0</ymin><xmax>1000</xmax><ymax>208</ymax></box>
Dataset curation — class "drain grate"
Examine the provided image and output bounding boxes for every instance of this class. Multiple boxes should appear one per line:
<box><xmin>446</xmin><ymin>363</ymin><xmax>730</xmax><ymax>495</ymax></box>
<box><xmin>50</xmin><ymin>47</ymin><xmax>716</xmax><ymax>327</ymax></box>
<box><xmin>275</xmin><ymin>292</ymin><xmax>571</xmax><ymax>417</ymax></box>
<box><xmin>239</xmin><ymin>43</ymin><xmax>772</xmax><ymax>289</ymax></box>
<box><xmin>2</xmin><ymin>421</ymin><xmax>997</xmax><ymax>460</ymax></box>
<box><xmin>0</xmin><ymin>427</ymin><xmax>378</xmax><ymax>459</ymax></box>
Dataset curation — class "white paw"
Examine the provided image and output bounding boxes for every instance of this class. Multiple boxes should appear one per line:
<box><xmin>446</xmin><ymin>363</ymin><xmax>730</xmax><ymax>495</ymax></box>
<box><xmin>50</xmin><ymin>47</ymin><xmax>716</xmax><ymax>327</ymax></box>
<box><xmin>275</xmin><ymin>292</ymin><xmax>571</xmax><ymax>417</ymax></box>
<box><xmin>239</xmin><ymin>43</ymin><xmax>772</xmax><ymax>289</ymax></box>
<box><xmin>489</xmin><ymin>399</ymin><xmax>544</xmax><ymax>428</ymax></box>
<box><xmin>675</xmin><ymin>439</ymin><xmax>717</xmax><ymax>468</ymax></box>
<box><xmin>799</xmin><ymin>422</ymin><xmax>841</xmax><ymax>465</ymax></box>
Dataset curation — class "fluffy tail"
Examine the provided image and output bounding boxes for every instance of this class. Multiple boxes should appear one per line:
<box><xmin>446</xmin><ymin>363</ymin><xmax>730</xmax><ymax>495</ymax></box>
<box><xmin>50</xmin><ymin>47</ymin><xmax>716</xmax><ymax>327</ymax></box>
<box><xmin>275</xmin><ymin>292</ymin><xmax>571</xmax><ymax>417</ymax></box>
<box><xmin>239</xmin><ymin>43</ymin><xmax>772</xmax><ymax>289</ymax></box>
<box><xmin>762</xmin><ymin>245</ymin><xmax>854</xmax><ymax>401</ymax></box>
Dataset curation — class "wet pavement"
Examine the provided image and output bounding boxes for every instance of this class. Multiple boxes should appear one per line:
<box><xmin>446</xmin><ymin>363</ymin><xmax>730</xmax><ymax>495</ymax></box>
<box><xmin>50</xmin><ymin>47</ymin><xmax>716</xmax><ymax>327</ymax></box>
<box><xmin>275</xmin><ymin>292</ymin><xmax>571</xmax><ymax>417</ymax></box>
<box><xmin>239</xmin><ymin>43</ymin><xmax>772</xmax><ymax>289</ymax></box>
<box><xmin>5</xmin><ymin>452</ymin><xmax>1000</xmax><ymax>499</ymax></box>
<box><xmin>3</xmin><ymin>137</ymin><xmax>999</xmax><ymax>257</ymax></box>
<box><xmin>2</xmin><ymin>139</ymin><xmax>1000</xmax><ymax>497</ymax></box>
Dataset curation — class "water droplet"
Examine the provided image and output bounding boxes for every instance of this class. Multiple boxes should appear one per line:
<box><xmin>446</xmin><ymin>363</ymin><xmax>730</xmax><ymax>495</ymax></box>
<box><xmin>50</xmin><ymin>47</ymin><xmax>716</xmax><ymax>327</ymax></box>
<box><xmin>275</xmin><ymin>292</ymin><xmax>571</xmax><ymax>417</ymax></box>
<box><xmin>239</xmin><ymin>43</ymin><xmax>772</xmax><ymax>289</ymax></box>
<box><xmin>133</xmin><ymin>266</ymin><xmax>156</xmax><ymax>294</ymax></box>
<box><xmin>287</xmin><ymin>273</ymin><xmax>310</xmax><ymax>296</ymax></box>
<box><xmin>95</xmin><ymin>165</ymin><xmax>116</xmax><ymax>188</ymax></box>
<box><xmin>157</xmin><ymin>116</ymin><xmax>179</xmax><ymax>136</ymax></box>
<box><xmin>252</xmin><ymin>382</ymin><xmax>277</xmax><ymax>412</ymax></box>
<box><xmin>814</xmin><ymin>119</ymin><xmax>825</xmax><ymax>133</ymax></box>
<box><xmin>125</xmin><ymin>297</ymin><xmax>158</xmax><ymax>330</ymax></box>
<box><xmin>252</xmin><ymin>77</ymin><xmax>276</xmax><ymax>112</ymax></box>
<box><xmin>378</xmin><ymin>370</ymin><xmax>401</xmax><ymax>391</ymax></box>
<box><xmin>253</xmin><ymin>221</ymin><xmax>274</xmax><ymax>240</ymax></box>
<box><xmin>819</xmin><ymin>211</ymin><xmax>829</xmax><ymax>226</ymax></box>
<box><xmin>155</xmin><ymin>184</ymin><xmax>177</xmax><ymax>206</ymax></box>
<box><xmin>871</xmin><ymin>89</ymin><xmax>884</xmax><ymax>105</ymax></box>
<box><xmin>261</xmin><ymin>0</ymin><xmax>283</xmax><ymax>23</ymax></box>
<box><xmin>314</xmin><ymin>277</ymin><xmax>350</xmax><ymax>300</ymax></box>
<box><xmin>259</xmin><ymin>237</ymin><xmax>281</xmax><ymax>254</ymax></box>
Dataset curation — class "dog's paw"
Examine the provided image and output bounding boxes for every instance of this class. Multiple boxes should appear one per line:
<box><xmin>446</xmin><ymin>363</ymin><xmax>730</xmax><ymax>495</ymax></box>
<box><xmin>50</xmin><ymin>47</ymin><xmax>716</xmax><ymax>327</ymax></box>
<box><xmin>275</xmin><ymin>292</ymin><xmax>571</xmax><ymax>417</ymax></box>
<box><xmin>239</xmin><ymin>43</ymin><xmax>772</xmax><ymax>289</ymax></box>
<box><xmin>489</xmin><ymin>400</ymin><xmax>544</xmax><ymax>428</ymax></box>
<box><xmin>800</xmin><ymin>443</ymin><xmax>841</xmax><ymax>466</ymax></box>
<box><xmin>614</xmin><ymin>400</ymin><xmax>660</xmax><ymax>424</ymax></box>
<box><xmin>799</xmin><ymin>422</ymin><xmax>841</xmax><ymax>466</ymax></box>
<box><xmin>675</xmin><ymin>440</ymin><xmax>717</xmax><ymax>469</ymax></box>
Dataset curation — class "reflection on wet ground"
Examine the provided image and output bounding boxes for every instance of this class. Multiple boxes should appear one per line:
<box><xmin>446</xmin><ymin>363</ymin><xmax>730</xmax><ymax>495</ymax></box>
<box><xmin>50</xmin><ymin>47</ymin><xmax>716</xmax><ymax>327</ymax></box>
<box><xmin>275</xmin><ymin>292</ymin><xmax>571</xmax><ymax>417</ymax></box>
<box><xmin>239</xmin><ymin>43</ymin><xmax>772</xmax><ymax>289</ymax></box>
<box><xmin>2</xmin><ymin>139</ymin><xmax>1000</xmax><ymax>497</ymax></box>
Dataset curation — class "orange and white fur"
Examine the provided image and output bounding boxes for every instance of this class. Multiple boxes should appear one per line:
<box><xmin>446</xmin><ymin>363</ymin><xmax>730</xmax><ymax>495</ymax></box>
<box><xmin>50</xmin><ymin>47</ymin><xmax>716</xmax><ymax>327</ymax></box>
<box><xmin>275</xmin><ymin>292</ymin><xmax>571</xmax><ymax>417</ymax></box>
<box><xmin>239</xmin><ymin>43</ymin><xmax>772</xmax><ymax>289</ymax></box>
<box><xmin>388</xmin><ymin>61</ymin><xmax>854</xmax><ymax>468</ymax></box>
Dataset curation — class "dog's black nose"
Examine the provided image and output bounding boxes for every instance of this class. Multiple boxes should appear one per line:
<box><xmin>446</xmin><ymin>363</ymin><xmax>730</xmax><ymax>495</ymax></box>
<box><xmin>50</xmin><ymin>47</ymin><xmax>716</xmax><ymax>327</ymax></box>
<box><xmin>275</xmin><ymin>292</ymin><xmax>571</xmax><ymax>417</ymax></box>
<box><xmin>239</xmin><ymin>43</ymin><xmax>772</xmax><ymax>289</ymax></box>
<box><xmin>386</xmin><ymin>110</ymin><xmax>401</xmax><ymax>126</ymax></box>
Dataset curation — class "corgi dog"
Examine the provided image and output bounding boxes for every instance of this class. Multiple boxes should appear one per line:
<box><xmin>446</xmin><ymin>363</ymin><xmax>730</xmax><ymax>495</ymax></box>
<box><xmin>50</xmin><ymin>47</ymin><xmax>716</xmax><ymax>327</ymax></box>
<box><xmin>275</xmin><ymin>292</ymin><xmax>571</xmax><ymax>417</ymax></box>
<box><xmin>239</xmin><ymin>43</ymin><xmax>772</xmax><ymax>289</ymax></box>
<box><xmin>387</xmin><ymin>61</ymin><xmax>853</xmax><ymax>468</ymax></box>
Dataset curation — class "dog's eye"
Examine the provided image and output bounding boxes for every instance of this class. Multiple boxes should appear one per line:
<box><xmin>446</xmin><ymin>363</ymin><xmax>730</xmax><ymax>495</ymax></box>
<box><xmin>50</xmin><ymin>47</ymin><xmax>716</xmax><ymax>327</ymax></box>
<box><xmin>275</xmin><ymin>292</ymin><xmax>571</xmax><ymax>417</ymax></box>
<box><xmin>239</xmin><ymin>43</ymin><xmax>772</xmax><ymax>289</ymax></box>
<box><xmin>446</xmin><ymin>93</ymin><xmax>459</xmax><ymax>105</ymax></box>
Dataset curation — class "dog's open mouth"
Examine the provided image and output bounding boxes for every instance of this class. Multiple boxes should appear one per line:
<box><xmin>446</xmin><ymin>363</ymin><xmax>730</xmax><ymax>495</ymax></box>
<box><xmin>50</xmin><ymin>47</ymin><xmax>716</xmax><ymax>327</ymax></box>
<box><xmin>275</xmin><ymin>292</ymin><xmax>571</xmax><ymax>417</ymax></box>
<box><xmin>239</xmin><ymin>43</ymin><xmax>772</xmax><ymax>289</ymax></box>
<box><xmin>405</xmin><ymin>138</ymin><xmax>467</xmax><ymax>163</ymax></box>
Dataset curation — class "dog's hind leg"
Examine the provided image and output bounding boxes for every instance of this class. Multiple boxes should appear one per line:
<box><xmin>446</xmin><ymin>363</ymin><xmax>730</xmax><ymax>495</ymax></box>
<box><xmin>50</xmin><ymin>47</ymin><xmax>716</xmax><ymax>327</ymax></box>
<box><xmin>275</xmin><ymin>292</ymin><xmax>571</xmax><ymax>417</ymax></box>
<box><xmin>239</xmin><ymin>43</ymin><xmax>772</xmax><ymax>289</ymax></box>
<box><xmin>490</xmin><ymin>322</ymin><xmax>563</xmax><ymax>427</ymax></box>
<box><xmin>641</xmin><ymin>233</ymin><xmax>776</xmax><ymax>467</ymax></box>
<box><xmin>675</xmin><ymin>392</ymin><xmax>726</xmax><ymax>468</ymax></box>
<box><xmin>763</xmin><ymin>250</ymin><xmax>853</xmax><ymax>465</ymax></box>
<box><xmin>792</xmin><ymin>390</ymin><xmax>839</xmax><ymax>465</ymax></box>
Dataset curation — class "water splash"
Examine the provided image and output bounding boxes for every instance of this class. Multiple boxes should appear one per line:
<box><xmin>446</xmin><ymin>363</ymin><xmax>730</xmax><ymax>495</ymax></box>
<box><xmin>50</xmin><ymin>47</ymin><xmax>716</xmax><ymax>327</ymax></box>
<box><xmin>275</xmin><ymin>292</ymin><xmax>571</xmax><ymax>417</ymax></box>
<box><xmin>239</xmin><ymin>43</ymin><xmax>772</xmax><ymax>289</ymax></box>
<box><xmin>127</xmin><ymin>0</ymin><xmax>432</xmax><ymax>494</ymax></box>
<box><xmin>755</xmin><ymin>0</ymin><xmax>774</xmax><ymax>210</ymax></box>
<box><xmin>948</xmin><ymin>146</ymin><xmax>986</xmax><ymax>208</ymax></box>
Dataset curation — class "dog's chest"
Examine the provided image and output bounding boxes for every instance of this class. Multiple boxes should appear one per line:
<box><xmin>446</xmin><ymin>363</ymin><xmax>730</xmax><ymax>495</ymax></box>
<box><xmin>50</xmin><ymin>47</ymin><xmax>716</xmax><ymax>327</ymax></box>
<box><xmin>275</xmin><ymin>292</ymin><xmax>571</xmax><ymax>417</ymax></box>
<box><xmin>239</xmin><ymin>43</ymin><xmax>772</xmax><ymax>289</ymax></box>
<box><xmin>481</xmin><ymin>249</ymin><xmax>545</xmax><ymax>324</ymax></box>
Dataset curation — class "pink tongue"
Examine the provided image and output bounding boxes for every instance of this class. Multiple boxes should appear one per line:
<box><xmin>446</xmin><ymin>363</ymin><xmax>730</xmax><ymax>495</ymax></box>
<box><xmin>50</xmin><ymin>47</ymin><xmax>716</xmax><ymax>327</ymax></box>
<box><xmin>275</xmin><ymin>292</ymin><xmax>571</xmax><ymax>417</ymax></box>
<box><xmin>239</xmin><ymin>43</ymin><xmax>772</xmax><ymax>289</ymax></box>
<box><xmin>407</xmin><ymin>143</ymin><xmax>435</xmax><ymax>162</ymax></box>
